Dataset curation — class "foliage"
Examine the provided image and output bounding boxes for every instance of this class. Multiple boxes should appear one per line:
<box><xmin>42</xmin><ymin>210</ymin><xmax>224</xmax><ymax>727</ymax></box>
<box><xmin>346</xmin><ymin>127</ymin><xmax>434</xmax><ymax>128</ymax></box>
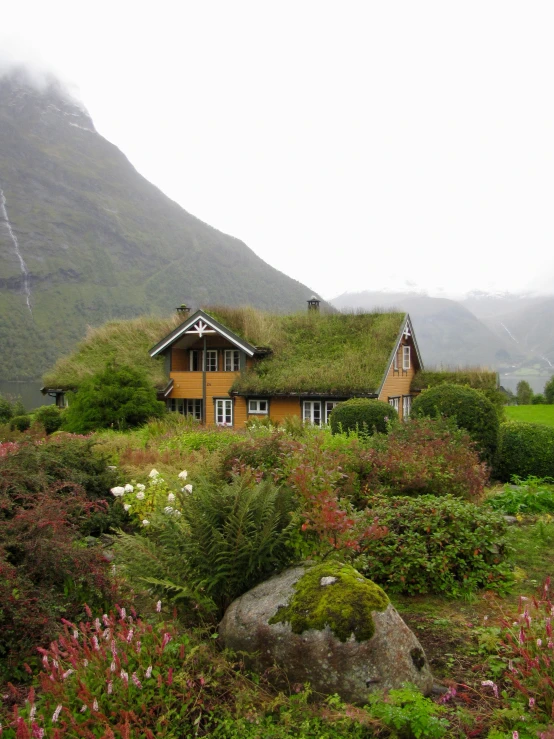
<box><xmin>412</xmin><ymin>368</ymin><xmax>505</xmax><ymax>416</ymax></box>
<box><xmin>545</xmin><ymin>375</ymin><xmax>554</xmax><ymax>404</ymax></box>
<box><xmin>114</xmin><ymin>474</ymin><xmax>299</xmax><ymax>618</ymax></box>
<box><xmin>488</xmin><ymin>476</ymin><xmax>554</xmax><ymax>515</ymax></box>
<box><xmin>0</xmin><ymin>392</ymin><xmax>13</xmax><ymax>423</ymax></box>
<box><xmin>411</xmin><ymin>382</ymin><xmax>500</xmax><ymax>464</ymax></box>
<box><xmin>357</xmin><ymin>417</ymin><xmax>489</xmax><ymax>500</ymax></box>
<box><xmin>33</xmin><ymin>404</ymin><xmax>64</xmax><ymax>433</ymax></box>
<box><xmin>9</xmin><ymin>414</ymin><xmax>30</xmax><ymax>432</ymax></box>
<box><xmin>0</xmin><ymin>483</ymin><xmax>115</xmax><ymax>684</ymax></box>
<box><xmin>354</xmin><ymin>495</ymin><xmax>512</xmax><ymax>596</ymax></box>
<box><xmin>62</xmin><ymin>363</ymin><xmax>165</xmax><ymax>433</ymax></box>
<box><xmin>496</xmin><ymin>421</ymin><xmax>554</xmax><ymax>482</ymax></box>
<box><xmin>205</xmin><ymin>307</ymin><xmax>406</xmax><ymax>395</ymax></box>
<box><xmin>516</xmin><ymin>380</ymin><xmax>534</xmax><ymax>406</ymax></box>
<box><xmin>329</xmin><ymin>398</ymin><xmax>396</xmax><ymax>436</ymax></box>
<box><xmin>269</xmin><ymin>562</ymin><xmax>389</xmax><ymax>642</ymax></box>
<box><xmin>366</xmin><ymin>684</ymin><xmax>449</xmax><ymax>738</ymax></box>
<box><xmin>532</xmin><ymin>393</ymin><xmax>547</xmax><ymax>405</ymax></box>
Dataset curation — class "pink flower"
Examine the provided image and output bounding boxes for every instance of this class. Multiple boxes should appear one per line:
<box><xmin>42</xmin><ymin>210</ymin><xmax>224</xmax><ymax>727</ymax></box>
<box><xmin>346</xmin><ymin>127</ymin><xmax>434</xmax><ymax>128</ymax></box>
<box><xmin>52</xmin><ymin>704</ymin><xmax>63</xmax><ymax>723</ymax></box>
<box><xmin>31</xmin><ymin>724</ymin><xmax>44</xmax><ymax>738</ymax></box>
<box><xmin>156</xmin><ymin>600</ymin><xmax>162</xmax><ymax>613</ymax></box>
<box><xmin>107</xmin><ymin>681</ymin><xmax>113</xmax><ymax>695</ymax></box>
<box><xmin>481</xmin><ymin>680</ymin><xmax>499</xmax><ymax>699</ymax></box>
<box><xmin>135</xmin><ymin>640</ymin><xmax>141</xmax><ymax>654</ymax></box>
<box><xmin>513</xmin><ymin>732</ymin><xmax>519</xmax><ymax>739</ymax></box>
<box><xmin>92</xmin><ymin>636</ymin><xmax>100</xmax><ymax>651</ymax></box>
<box><xmin>162</xmin><ymin>632</ymin><xmax>172</xmax><ymax>649</ymax></box>
<box><xmin>529</xmin><ymin>697</ymin><xmax>535</xmax><ymax>709</ymax></box>
<box><xmin>102</xmin><ymin>614</ymin><xmax>110</xmax><ymax>627</ymax></box>
<box><xmin>145</xmin><ymin>665</ymin><xmax>152</xmax><ymax>679</ymax></box>
<box><xmin>132</xmin><ymin>672</ymin><xmax>142</xmax><ymax>689</ymax></box>
<box><xmin>126</xmin><ymin>629</ymin><xmax>134</xmax><ymax>643</ymax></box>
<box><xmin>537</xmin><ymin>639</ymin><xmax>543</xmax><ymax>647</ymax></box>
<box><xmin>93</xmin><ymin>699</ymin><xmax>99</xmax><ymax>712</ymax></box>
<box><xmin>120</xmin><ymin>670</ymin><xmax>129</xmax><ymax>685</ymax></box>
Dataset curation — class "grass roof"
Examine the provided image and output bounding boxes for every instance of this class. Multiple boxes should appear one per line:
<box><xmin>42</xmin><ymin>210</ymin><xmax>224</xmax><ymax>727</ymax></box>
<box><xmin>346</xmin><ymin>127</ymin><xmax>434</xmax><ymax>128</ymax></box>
<box><xmin>42</xmin><ymin>315</ymin><xmax>181</xmax><ymax>390</ymax></box>
<box><xmin>206</xmin><ymin>307</ymin><xmax>406</xmax><ymax>395</ymax></box>
<box><xmin>411</xmin><ymin>368</ymin><xmax>498</xmax><ymax>393</ymax></box>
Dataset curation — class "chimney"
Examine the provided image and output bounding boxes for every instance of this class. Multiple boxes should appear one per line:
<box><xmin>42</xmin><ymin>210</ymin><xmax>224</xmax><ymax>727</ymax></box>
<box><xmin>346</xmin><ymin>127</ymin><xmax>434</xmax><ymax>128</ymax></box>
<box><xmin>307</xmin><ymin>295</ymin><xmax>320</xmax><ymax>312</ymax></box>
<box><xmin>176</xmin><ymin>304</ymin><xmax>189</xmax><ymax>317</ymax></box>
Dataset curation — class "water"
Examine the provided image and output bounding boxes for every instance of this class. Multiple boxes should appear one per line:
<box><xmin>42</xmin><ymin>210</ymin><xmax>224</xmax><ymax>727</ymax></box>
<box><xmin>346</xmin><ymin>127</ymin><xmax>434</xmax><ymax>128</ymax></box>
<box><xmin>0</xmin><ymin>381</ymin><xmax>54</xmax><ymax>411</ymax></box>
<box><xmin>0</xmin><ymin>187</ymin><xmax>32</xmax><ymax>314</ymax></box>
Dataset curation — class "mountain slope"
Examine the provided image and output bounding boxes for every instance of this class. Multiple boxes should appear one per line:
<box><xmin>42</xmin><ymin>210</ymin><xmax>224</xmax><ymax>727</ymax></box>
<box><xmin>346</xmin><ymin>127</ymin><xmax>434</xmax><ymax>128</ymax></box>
<box><xmin>331</xmin><ymin>290</ymin><xmax>512</xmax><ymax>367</ymax></box>
<box><xmin>0</xmin><ymin>70</ymin><xmax>320</xmax><ymax>380</ymax></box>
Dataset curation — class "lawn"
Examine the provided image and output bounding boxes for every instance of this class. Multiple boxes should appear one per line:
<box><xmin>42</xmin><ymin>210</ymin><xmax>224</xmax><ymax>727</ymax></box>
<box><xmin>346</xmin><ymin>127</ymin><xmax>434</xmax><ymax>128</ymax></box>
<box><xmin>505</xmin><ymin>403</ymin><xmax>554</xmax><ymax>426</ymax></box>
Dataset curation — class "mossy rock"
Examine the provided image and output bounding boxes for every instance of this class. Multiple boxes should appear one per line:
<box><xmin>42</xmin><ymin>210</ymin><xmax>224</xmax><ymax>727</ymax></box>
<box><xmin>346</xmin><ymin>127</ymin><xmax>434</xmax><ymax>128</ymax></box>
<box><xmin>269</xmin><ymin>562</ymin><xmax>388</xmax><ymax>642</ymax></box>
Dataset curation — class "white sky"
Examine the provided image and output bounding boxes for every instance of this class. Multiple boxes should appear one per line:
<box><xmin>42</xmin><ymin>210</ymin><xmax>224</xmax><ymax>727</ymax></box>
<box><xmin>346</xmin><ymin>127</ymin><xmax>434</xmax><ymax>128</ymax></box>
<box><xmin>2</xmin><ymin>1</ymin><xmax>554</xmax><ymax>300</ymax></box>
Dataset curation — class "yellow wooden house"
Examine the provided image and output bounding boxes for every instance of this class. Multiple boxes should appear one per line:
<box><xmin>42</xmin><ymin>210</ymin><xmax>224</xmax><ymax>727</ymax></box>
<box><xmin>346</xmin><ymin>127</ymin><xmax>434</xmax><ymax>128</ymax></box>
<box><xmin>149</xmin><ymin>301</ymin><xmax>423</xmax><ymax>427</ymax></box>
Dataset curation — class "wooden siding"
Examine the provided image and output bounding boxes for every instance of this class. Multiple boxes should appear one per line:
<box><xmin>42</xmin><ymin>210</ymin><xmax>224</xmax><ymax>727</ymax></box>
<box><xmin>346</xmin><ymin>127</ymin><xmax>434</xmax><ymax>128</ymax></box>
<box><xmin>234</xmin><ymin>397</ymin><xmax>248</xmax><ymax>428</ymax></box>
<box><xmin>168</xmin><ymin>371</ymin><xmax>240</xmax><ymax>427</ymax></box>
<box><xmin>269</xmin><ymin>397</ymin><xmax>302</xmax><ymax>424</ymax></box>
<box><xmin>378</xmin><ymin>333</ymin><xmax>420</xmax><ymax>420</ymax></box>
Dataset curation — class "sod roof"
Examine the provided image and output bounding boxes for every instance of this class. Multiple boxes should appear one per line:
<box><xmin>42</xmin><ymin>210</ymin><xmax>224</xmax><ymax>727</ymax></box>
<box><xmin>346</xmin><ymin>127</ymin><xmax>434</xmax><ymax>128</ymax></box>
<box><xmin>205</xmin><ymin>307</ymin><xmax>407</xmax><ymax>396</ymax></box>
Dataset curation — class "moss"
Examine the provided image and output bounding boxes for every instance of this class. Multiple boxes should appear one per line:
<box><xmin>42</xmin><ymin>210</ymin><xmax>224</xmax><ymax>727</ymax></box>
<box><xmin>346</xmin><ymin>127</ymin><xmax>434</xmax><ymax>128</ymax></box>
<box><xmin>269</xmin><ymin>563</ymin><xmax>389</xmax><ymax>642</ymax></box>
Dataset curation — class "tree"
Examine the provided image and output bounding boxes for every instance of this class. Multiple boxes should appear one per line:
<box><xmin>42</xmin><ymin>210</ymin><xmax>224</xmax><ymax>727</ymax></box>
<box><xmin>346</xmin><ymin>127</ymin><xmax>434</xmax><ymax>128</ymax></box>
<box><xmin>62</xmin><ymin>364</ymin><xmax>165</xmax><ymax>433</ymax></box>
<box><xmin>545</xmin><ymin>376</ymin><xmax>554</xmax><ymax>405</ymax></box>
<box><xmin>516</xmin><ymin>380</ymin><xmax>533</xmax><ymax>406</ymax></box>
<box><xmin>0</xmin><ymin>394</ymin><xmax>13</xmax><ymax>424</ymax></box>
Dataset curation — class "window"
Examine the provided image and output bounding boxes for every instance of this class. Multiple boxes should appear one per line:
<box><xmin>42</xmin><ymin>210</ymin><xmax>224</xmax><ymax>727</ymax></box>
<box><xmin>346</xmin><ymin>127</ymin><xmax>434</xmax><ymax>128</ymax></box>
<box><xmin>324</xmin><ymin>401</ymin><xmax>339</xmax><ymax>424</ymax></box>
<box><xmin>189</xmin><ymin>349</ymin><xmax>218</xmax><ymax>371</ymax></box>
<box><xmin>393</xmin><ymin>349</ymin><xmax>399</xmax><ymax>371</ymax></box>
<box><xmin>402</xmin><ymin>395</ymin><xmax>412</xmax><ymax>419</ymax></box>
<box><xmin>303</xmin><ymin>400</ymin><xmax>322</xmax><ymax>426</ymax></box>
<box><xmin>402</xmin><ymin>346</ymin><xmax>411</xmax><ymax>370</ymax></box>
<box><xmin>168</xmin><ymin>398</ymin><xmax>203</xmax><ymax>420</ymax></box>
<box><xmin>225</xmin><ymin>349</ymin><xmax>240</xmax><ymax>371</ymax></box>
<box><xmin>215</xmin><ymin>398</ymin><xmax>233</xmax><ymax>426</ymax></box>
<box><xmin>248</xmin><ymin>399</ymin><xmax>268</xmax><ymax>414</ymax></box>
<box><xmin>388</xmin><ymin>396</ymin><xmax>400</xmax><ymax>413</ymax></box>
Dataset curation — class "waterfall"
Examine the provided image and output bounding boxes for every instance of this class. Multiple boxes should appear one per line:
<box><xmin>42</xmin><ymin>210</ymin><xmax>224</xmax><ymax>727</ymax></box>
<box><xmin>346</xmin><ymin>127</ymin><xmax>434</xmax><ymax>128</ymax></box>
<box><xmin>0</xmin><ymin>188</ymin><xmax>32</xmax><ymax>314</ymax></box>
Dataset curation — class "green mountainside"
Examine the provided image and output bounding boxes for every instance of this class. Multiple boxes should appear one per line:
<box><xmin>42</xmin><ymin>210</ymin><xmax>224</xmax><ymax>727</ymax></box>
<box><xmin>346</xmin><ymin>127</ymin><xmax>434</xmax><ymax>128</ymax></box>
<box><xmin>0</xmin><ymin>70</ymin><xmax>320</xmax><ymax>380</ymax></box>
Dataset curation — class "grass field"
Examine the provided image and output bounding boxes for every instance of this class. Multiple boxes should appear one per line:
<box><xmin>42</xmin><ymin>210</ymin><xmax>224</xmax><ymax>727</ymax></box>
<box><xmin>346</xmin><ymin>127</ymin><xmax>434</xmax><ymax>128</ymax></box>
<box><xmin>504</xmin><ymin>404</ymin><xmax>554</xmax><ymax>426</ymax></box>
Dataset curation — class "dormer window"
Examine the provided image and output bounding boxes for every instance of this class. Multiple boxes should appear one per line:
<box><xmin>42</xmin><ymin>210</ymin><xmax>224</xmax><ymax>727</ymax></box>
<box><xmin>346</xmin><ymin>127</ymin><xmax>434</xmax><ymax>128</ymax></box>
<box><xmin>225</xmin><ymin>349</ymin><xmax>240</xmax><ymax>372</ymax></box>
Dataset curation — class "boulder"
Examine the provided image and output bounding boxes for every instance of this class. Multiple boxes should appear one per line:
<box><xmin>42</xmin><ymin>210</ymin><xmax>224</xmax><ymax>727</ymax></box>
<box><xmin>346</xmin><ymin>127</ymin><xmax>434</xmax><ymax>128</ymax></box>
<box><xmin>218</xmin><ymin>562</ymin><xmax>434</xmax><ymax>704</ymax></box>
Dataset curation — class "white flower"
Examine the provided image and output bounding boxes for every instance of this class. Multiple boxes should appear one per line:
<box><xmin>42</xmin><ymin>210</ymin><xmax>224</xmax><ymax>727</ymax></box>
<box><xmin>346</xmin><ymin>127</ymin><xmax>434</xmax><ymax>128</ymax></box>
<box><xmin>142</xmin><ymin>519</ymin><xmax>150</xmax><ymax>526</ymax></box>
<box><xmin>136</xmin><ymin>491</ymin><xmax>145</xmax><ymax>500</ymax></box>
<box><xmin>183</xmin><ymin>484</ymin><xmax>193</xmax><ymax>493</ymax></box>
<box><xmin>156</xmin><ymin>600</ymin><xmax>162</xmax><ymax>612</ymax></box>
<box><xmin>52</xmin><ymin>705</ymin><xmax>63</xmax><ymax>723</ymax></box>
<box><xmin>110</xmin><ymin>486</ymin><xmax>125</xmax><ymax>497</ymax></box>
<box><xmin>167</xmin><ymin>492</ymin><xmax>175</xmax><ymax>502</ymax></box>
<box><xmin>164</xmin><ymin>506</ymin><xmax>174</xmax><ymax>514</ymax></box>
<box><xmin>136</xmin><ymin>483</ymin><xmax>146</xmax><ymax>491</ymax></box>
<box><xmin>174</xmin><ymin>509</ymin><xmax>182</xmax><ymax>516</ymax></box>
<box><xmin>178</xmin><ymin>470</ymin><xmax>188</xmax><ymax>480</ymax></box>
<box><xmin>124</xmin><ymin>483</ymin><xmax>134</xmax><ymax>493</ymax></box>
<box><xmin>93</xmin><ymin>698</ymin><xmax>99</xmax><ymax>712</ymax></box>
<box><xmin>145</xmin><ymin>665</ymin><xmax>153</xmax><ymax>678</ymax></box>
<box><xmin>124</xmin><ymin>503</ymin><xmax>131</xmax><ymax>511</ymax></box>
<box><xmin>149</xmin><ymin>469</ymin><xmax>159</xmax><ymax>478</ymax></box>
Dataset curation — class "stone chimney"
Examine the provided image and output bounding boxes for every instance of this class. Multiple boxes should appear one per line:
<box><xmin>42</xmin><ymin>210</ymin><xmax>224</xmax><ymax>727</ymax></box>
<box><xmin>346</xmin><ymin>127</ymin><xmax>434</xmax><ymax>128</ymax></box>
<box><xmin>307</xmin><ymin>295</ymin><xmax>320</xmax><ymax>312</ymax></box>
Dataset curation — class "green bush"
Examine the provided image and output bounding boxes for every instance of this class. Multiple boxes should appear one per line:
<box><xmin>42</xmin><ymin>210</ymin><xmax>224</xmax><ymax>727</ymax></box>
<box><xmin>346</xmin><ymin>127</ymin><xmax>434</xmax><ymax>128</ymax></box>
<box><xmin>329</xmin><ymin>398</ymin><xmax>397</xmax><ymax>435</ymax></box>
<box><xmin>63</xmin><ymin>363</ymin><xmax>165</xmax><ymax>433</ymax></box>
<box><xmin>33</xmin><ymin>404</ymin><xmax>64</xmax><ymax>433</ymax></box>
<box><xmin>411</xmin><ymin>383</ymin><xmax>499</xmax><ymax>464</ymax></box>
<box><xmin>0</xmin><ymin>394</ymin><xmax>13</xmax><ymax>424</ymax></box>
<box><xmin>9</xmin><ymin>415</ymin><xmax>30</xmax><ymax>432</ymax></box>
<box><xmin>354</xmin><ymin>495</ymin><xmax>512</xmax><ymax>596</ymax></box>
<box><xmin>545</xmin><ymin>375</ymin><xmax>554</xmax><ymax>404</ymax></box>
<box><xmin>496</xmin><ymin>421</ymin><xmax>554</xmax><ymax>482</ymax></box>
<box><xmin>532</xmin><ymin>393</ymin><xmax>547</xmax><ymax>405</ymax></box>
<box><xmin>488</xmin><ymin>476</ymin><xmax>554</xmax><ymax>515</ymax></box>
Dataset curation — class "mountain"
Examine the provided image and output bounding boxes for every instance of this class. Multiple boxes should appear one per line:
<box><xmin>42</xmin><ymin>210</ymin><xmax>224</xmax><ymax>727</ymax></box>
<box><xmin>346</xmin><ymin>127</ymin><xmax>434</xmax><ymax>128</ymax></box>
<box><xmin>331</xmin><ymin>290</ymin><xmax>513</xmax><ymax>367</ymax></box>
<box><xmin>0</xmin><ymin>69</ymin><xmax>321</xmax><ymax>380</ymax></box>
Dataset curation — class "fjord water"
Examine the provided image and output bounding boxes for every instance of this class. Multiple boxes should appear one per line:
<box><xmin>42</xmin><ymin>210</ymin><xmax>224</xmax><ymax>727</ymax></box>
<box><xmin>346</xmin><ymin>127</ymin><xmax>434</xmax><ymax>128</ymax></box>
<box><xmin>0</xmin><ymin>381</ymin><xmax>54</xmax><ymax>411</ymax></box>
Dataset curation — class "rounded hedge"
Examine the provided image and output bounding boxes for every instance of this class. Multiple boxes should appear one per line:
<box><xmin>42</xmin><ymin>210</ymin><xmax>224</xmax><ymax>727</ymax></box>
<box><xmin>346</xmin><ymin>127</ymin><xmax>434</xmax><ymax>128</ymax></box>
<box><xmin>411</xmin><ymin>383</ymin><xmax>499</xmax><ymax>464</ymax></box>
<box><xmin>329</xmin><ymin>398</ymin><xmax>397</xmax><ymax>435</ymax></box>
<box><xmin>33</xmin><ymin>404</ymin><xmax>64</xmax><ymax>434</ymax></box>
<box><xmin>9</xmin><ymin>415</ymin><xmax>31</xmax><ymax>432</ymax></box>
<box><xmin>495</xmin><ymin>421</ymin><xmax>554</xmax><ymax>482</ymax></box>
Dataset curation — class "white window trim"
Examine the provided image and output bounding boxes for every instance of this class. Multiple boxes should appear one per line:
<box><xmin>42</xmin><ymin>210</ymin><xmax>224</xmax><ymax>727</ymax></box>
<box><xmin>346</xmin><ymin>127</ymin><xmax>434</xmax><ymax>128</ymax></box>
<box><xmin>303</xmin><ymin>400</ymin><xmax>322</xmax><ymax>426</ymax></box>
<box><xmin>324</xmin><ymin>401</ymin><xmax>339</xmax><ymax>425</ymax></box>
<box><xmin>215</xmin><ymin>398</ymin><xmax>233</xmax><ymax>426</ymax></box>
<box><xmin>248</xmin><ymin>399</ymin><xmax>269</xmax><ymax>414</ymax></box>
<box><xmin>388</xmin><ymin>396</ymin><xmax>400</xmax><ymax>412</ymax></box>
<box><xmin>224</xmin><ymin>349</ymin><xmax>240</xmax><ymax>372</ymax></box>
<box><xmin>189</xmin><ymin>349</ymin><xmax>218</xmax><ymax>371</ymax></box>
<box><xmin>402</xmin><ymin>346</ymin><xmax>411</xmax><ymax>370</ymax></box>
<box><xmin>402</xmin><ymin>395</ymin><xmax>412</xmax><ymax>419</ymax></box>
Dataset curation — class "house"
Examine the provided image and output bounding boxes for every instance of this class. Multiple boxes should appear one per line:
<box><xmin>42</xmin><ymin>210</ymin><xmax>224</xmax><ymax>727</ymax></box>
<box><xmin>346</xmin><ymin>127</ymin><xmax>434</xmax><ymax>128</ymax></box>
<box><xmin>148</xmin><ymin>300</ymin><xmax>423</xmax><ymax>427</ymax></box>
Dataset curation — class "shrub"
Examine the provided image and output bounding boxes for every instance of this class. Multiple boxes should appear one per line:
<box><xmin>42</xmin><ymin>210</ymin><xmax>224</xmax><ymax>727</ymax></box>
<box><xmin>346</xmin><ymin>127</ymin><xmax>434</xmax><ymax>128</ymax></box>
<box><xmin>545</xmin><ymin>375</ymin><xmax>554</xmax><ymax>404</ymax></box>
<box><xmin>496</xmin><ymin>421</ymin><xmax>554</xmax><ymax>482</ymax></box>
<box><xmin>33</xmin><ymin>404</ymin><xmax>64</xmax><ymax>433</ymax></box>
<box><xmin>357</xmin><ymin>417</ymin><xmax>488</xmax><ymax>500</ymax></box>
<box><xmin>532</xmin><ymin>393</ymin><xmax>547</xmax><ymax>405</ymax></box>
<box><xmin>0</xmin><ymin>484</ymin><xmax>115</xmax><ymax>683</ymax></box>
<box><xmin>63</xmin><ymin>363</ymin><xmax>165</xmax><ymax>433</ymax></box>
<box><xmin>0</xmin><ymin>393</ymin><xmax>13</xmax><ymax>423</ymax></box>
<box><xmin>9</xmin><ymin>414</ymin><xmax>30</xmax><ymax>432</ymax></box>
<box><xmin>354</xmin><ymin>495</ymin><xmax>512</xmax><ymax>596</ymax></box>
<box><xmin>329</xmin><ymin>398</ymin><xmax>397</xmax><ymax>435</ymax></box>
<box><xmin>411</xmin><ymin>383</ymin><xmax>500</xmax><ymax>464</ymax></box>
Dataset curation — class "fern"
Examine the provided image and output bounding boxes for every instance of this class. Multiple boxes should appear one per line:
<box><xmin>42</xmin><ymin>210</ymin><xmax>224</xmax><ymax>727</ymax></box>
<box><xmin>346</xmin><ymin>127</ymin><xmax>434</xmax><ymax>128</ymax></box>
<box><xmin>113</xmin><ymin>476</ymin><xmax>299</xmax><ymax>619</ymax></box>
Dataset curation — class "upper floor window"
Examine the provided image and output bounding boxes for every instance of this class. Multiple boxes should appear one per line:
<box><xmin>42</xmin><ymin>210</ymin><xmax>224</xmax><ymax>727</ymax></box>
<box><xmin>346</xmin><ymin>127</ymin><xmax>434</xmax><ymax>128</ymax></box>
<box><xmin>189</xmin><ymin>349</ymin><xmax>218</xmax><ymax>371</ymax></box>
<box><xmin>225</xmin><ymin>349</ymin><xmax>240</xmax><ymax>372</ymax></box>
<box><xmin>248</xmin><ymin>399</ymin><xmax>268</xmax><ymax>414</ymax></box>
<box><xmin>402</xmin><ymin>346</ymin><xmax>411</xmax><ymax>370</ymax></box>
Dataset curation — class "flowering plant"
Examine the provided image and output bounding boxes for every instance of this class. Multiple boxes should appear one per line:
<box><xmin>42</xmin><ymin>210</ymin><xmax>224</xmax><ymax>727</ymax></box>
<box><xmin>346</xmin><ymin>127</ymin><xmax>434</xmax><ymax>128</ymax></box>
<box><xmin>110</xmin><ymin>470</ymin><xmax>191</xmax><ymax>524</ymax></box>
